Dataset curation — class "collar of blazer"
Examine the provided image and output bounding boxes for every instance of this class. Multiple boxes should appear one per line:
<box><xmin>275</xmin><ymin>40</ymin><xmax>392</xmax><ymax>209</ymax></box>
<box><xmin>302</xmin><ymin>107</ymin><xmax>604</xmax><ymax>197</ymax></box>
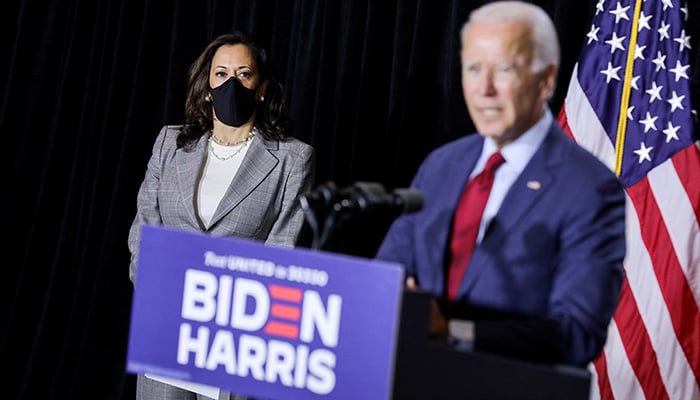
<box><xmin>176</xmin><ymin>132</ymin><xmax>281</xmax><ymax>230</ymax></box>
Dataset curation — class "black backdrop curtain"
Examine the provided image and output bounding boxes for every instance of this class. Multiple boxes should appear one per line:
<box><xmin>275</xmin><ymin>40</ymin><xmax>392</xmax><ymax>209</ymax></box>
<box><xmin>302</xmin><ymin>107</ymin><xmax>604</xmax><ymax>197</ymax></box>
<box><xmin>2</xmin><ymin>0</ymin><xmax>698</xmax><ymax>398</ymax></box>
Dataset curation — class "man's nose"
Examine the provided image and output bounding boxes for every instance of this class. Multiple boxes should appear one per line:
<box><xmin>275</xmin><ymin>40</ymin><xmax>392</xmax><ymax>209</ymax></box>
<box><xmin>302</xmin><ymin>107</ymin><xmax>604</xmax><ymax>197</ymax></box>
<box><xmin>478</xmin><ymin>71</ymin><xmax>497</xmax><ymax>95</ymax></box>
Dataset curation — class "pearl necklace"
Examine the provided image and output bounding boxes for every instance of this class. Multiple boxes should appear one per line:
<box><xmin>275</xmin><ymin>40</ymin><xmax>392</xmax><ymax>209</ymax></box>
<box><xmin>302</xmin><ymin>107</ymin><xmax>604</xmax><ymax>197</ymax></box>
<box><xmin>210</xmin><ymin>129</ymin><xmax>256</xmax><ymax>146</ymax></box>
<box><xmin>208</xmin><ymin>129</ymin><xmax>256</xmax><ymax>161</ymax></box>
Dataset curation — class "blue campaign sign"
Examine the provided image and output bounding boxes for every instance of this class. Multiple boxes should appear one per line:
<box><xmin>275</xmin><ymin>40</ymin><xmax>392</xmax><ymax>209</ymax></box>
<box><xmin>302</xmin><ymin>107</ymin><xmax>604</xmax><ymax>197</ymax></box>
<box><xmin>127</xmin><ymin>225</ymin><xmax>405</xmax><ymax>400</ymax></box>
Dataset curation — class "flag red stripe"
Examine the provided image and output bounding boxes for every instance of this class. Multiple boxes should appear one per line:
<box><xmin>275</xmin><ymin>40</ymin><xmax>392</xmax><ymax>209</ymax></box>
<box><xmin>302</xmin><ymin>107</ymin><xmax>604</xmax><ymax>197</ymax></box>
<box><xmin>557</xmin><ymin>106</ymin><xmax>575</xmax><ymax>140</ymax></box>
<box><xmin>627</xmin><ymin>178</ymin><xmax>700</xmax><ymax>385</ymax></box>
<box><xmin>594</xmin><ymin>351</ymin><xmax>615</xmax><ymax>400</ymax></box>
<box><xmin>613</xmin><ymin>278</ymin><xmax>670</xmax><ymax>400</ymax></box>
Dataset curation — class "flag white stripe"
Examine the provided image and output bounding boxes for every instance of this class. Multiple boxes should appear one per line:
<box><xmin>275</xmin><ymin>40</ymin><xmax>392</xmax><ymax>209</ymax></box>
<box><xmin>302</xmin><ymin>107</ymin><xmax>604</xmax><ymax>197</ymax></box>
<box><xmin>588</xmin><ymin>362</ymin><xmax>601</xmax><ymax>400</ymax></box>
<box><xmin>564</xmin><ymin>65</ymin><xmax>617</xmax><ymax>171</ymax></box>
<box><xmin>647</xmin><ymin>160</ymin><xmax>700</xmax><ymax>307</ymax></box>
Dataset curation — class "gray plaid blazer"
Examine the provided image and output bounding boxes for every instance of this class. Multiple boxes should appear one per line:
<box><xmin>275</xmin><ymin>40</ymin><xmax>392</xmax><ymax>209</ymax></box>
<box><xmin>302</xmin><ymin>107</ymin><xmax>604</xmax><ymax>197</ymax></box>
<box><xmin>128</xmin><ymin>125</ymin><xmax>315</xmax><ymax>283</ymax></box>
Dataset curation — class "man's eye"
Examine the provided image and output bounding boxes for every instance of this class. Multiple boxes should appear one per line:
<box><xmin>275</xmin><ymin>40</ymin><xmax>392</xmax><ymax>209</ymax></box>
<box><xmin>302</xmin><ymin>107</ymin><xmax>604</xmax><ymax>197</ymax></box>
<box><xmin>496</xmin><ymin>64</ymin><xmax>515</xmax><ymax>74</ymax></box>
<box><xmin>464</xmin><ymin>64</ymin><xmax>480</xmax><ymax>73</ymax></box>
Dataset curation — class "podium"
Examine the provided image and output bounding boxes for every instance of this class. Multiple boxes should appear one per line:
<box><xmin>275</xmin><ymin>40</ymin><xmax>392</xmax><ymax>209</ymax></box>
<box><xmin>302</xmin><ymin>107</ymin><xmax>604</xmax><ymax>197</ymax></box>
<box><xmin>392</xmin><ymin>290</ymin><xmax>591</xmax><ymax>399</ymax></box>
<box><xmin>128</xmin><ymin>225</ymin><xmax>591</xmax><ymax>399</ymax></box>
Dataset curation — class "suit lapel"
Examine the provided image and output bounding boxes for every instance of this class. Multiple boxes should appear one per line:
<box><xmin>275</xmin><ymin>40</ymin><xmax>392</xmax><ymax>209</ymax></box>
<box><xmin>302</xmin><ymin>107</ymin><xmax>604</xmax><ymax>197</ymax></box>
<box><xmin>176</xmin><ymin>135</ymin><xmax>207</xmax><ymax>229</ymax></box>
<box><xmin>208</xmin><ymin>135</ymin><xmax>279</xmax><ymax>229</ymax></box>
<box><xmin>461</xmin><ymin>125</ymin><xmax>564</xmax><ymax>294</ymax></box>
<box><xmin>428</xmin><ymin>136</ymin><xmax>484</xmax><ymax>293</ymax></box>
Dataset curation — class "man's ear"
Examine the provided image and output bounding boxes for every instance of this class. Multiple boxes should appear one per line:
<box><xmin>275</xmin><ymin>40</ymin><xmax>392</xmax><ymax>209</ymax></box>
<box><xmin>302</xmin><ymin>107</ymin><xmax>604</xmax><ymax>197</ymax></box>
<box><xmin>540</xmin><ymin>64</ymin><xmax>558</xmax><ymax>100</ymax></box>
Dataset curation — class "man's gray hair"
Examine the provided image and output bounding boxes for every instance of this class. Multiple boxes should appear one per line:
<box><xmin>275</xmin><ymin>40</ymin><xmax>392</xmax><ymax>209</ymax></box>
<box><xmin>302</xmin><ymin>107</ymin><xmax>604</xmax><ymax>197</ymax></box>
<box><xmin>460</xmin><ymin>1</ymin><xmax>560</xmax><ymax>73</ymax></box>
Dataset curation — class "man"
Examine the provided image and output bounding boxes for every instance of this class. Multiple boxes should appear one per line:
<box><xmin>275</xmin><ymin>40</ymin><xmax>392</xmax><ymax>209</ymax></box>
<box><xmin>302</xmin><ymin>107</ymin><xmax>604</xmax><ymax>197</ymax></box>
<box><xmin>376</xmin><ymin>1</ymin><xmax>625</xmax><ymax>366</ymax></box>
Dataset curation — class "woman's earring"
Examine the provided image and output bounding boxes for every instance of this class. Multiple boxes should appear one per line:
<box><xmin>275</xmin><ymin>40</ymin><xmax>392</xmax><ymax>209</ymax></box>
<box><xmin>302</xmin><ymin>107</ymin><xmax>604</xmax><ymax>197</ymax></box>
<box><xmin>205</xmin><ymin>93</ymin><xmax>212</xmax><ymax>102</ymax></box>
<box><xmin>258</xmin><ymin>96</ymin><xmax>265</xmax><ymax>102</ymax></box>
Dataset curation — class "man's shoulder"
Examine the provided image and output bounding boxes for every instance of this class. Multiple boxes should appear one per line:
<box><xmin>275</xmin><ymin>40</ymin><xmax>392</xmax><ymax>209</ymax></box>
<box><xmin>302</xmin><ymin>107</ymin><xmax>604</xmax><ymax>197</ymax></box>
<box><xmin>545</xmin><ymin>125</ymin><xmax>617</xmax><ymax>177</ymax></box>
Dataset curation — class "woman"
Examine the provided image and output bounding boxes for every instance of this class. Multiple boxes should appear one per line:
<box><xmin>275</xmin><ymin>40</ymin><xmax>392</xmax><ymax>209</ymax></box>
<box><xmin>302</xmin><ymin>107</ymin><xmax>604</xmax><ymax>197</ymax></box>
<box><xmin>128</xmin><ymin>31</ymin><xmax>315</xmax><ymax>400</ymax></box>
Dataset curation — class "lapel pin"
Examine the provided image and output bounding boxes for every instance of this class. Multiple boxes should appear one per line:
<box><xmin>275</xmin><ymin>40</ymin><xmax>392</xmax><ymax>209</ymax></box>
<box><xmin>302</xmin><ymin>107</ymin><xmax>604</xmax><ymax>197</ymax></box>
<box><xmin>527</xmin><ymin>181</ymin><xmax>541</xmax><ymax>190</ymax></box>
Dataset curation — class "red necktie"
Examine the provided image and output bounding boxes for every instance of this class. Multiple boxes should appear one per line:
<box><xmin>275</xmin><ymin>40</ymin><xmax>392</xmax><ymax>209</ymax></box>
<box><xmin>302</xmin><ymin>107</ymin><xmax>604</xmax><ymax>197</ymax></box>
<box><xmin>447</xmin><ymin>152</ymin><xmax>506</xmax><ymax>302</ymax></box>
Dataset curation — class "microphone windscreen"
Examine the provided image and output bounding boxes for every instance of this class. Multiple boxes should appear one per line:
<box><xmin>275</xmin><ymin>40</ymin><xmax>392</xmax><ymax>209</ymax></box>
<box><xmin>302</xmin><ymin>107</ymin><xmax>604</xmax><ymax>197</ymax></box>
<box><xmin>391</xmin><ymin>188</ymin><xmax>424</xmax><ymax>213</ymax></box>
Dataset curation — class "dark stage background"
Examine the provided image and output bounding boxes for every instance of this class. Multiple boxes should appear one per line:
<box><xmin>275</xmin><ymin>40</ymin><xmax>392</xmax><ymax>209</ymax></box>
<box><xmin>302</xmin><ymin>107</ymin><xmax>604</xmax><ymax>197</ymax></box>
<box><xmin>2</xmin><ymin>1</ymin><xmax>699</xmax><ymax>398</ymax></box>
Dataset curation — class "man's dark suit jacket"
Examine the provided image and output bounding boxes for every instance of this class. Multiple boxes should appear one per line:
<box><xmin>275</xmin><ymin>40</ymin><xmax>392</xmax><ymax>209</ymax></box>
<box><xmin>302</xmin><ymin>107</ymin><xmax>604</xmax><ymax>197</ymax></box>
<box><xmin>376</xmin><ymin>122</ymin><xmax>626</xmax><ymax>366</ymax></box>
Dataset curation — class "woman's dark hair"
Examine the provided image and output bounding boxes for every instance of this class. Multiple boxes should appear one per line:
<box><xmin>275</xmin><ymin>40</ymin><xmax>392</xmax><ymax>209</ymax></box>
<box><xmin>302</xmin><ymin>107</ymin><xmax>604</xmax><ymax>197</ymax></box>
<box><xmin>177</xmin><ymin>31</ymin><xmax>291</xmax><ymax>149</ymax></box>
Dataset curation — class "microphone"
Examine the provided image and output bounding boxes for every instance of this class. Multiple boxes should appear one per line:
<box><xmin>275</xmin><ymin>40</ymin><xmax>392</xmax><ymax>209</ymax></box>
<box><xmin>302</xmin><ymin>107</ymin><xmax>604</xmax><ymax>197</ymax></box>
<box><xmin>300</xmin><ymin>181</ymin><xmax>338</xmax><ymax>211</ymax></box>
<box><xmin>390</xmin><ymin>187</ymin><xmax>424</xmax><ymax>214</ymax></box>
<box><xmin>300</xmin><ymin>181</ymin><xmax>423</xmax><ymax>250</ymax></box>
<box><xmin>334</xmin><ymin>182</ymin><xmax>423</xmax><ymax>216</ymax></box>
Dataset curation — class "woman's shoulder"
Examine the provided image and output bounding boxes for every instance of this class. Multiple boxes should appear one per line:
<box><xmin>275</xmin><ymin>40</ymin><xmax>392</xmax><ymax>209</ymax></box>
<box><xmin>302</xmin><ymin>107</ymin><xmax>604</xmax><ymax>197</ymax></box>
<box><xmin>264</xmin><ymin>136</ymin><xmax>314</xmax><ymax>155</ymax></box>
<box><xmin>150</xmin><ymin>125</ymin><xmax>184</xmax><ymax>154</ymax></box>
<box><xmin>158</xmin><ymin>125</ymin><xmax>183</xmax><ymax>140</ymax></box>
<box><xmin>281</xmin><ymin>136</ymin><xmax>313</xmax><ymax>149</ymax></box>
<box><xmin>152</xmin><ymin>125</ymin><xmax>181</xmax><ymax>142</ymax></box>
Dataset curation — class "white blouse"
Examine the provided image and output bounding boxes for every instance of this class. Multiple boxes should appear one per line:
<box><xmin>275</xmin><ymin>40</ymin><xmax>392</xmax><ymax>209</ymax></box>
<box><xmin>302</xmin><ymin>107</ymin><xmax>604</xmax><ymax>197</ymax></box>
<box><xmin>197</xmin><ymin>138</ymin><xmax>253</xmax><ymax>226</ymax></box>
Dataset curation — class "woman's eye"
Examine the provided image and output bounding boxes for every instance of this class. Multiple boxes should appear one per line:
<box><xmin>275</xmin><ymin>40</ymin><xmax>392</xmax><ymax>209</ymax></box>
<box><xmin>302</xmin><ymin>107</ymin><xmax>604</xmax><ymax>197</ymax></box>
<box><xmin>236</xmin><ymin>71</ymin><xmax>251</xmax><ymax>79</ymax></box>
<box><xmin>215</xmin><ymin>71</ymin><xmax>228</xmax><ymax>78</ymax></box>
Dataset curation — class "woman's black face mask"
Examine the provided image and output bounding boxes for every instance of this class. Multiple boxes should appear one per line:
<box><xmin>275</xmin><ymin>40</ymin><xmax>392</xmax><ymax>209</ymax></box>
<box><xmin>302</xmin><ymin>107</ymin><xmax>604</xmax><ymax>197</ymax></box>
<box><xmin>210</xmin><ymin>77</ymin><xmax>257</xmax><ymax>127</ymax></box>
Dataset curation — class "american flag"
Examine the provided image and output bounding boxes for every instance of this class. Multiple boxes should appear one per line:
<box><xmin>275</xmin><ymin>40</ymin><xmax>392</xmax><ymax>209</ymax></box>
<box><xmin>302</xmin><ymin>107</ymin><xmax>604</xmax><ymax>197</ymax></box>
<box><xmin>557</xmin><ymin>0</ymin><xmax>700</xmax><ymax>399</ymax></box>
